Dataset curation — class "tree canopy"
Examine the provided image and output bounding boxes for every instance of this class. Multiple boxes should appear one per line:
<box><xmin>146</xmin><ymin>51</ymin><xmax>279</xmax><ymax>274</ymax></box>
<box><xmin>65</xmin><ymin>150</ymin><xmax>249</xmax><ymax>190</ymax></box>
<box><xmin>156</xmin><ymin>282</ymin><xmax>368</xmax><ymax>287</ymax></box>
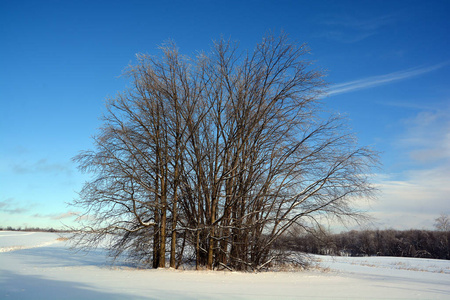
<box><xmin>70</xmin><ymin>33</ymin><xmax>378</xmax><ymax>271</ymax></box>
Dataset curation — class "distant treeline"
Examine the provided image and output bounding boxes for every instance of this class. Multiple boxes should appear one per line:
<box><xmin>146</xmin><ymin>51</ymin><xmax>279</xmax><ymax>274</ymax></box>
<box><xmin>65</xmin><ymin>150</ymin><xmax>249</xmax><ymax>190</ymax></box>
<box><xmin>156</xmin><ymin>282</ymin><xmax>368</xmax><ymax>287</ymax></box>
<box><xmin>277</xmin><ymin>229</ymin><xmax>450</xmax><ymax>260</ymax></box>
<box><xmin>0</xmin><ymin>226</ymin><xmax>68</xmax><ymax>233</ymax></box>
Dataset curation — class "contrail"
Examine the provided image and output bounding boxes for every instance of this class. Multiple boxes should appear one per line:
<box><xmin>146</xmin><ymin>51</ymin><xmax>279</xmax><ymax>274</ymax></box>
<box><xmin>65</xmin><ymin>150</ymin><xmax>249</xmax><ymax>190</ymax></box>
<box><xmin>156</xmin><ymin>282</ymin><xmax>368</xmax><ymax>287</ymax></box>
<box><xmin>328</xmin><ymin>61</ymin><xmax>449</xmax><ymax>96</ymax></box>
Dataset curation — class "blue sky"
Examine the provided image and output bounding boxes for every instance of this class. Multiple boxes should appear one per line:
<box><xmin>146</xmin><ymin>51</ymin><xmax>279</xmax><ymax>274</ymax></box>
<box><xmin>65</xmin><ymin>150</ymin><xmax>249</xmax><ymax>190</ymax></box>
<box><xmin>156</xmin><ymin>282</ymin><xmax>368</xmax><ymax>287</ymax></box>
<box><xmin>1</xmin><ymin>0</ymin><xmax>449</xmax><ymax>230</ymax></box>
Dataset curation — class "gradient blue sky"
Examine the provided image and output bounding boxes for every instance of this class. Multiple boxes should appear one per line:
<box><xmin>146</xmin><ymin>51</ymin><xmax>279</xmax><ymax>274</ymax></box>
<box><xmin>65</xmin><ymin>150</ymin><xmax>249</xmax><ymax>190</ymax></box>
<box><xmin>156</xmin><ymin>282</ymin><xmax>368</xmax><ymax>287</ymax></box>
<box><xmin>1</xmin><ymin>0</ymin><xmax>449</xmax><ymax>230</ymax></box>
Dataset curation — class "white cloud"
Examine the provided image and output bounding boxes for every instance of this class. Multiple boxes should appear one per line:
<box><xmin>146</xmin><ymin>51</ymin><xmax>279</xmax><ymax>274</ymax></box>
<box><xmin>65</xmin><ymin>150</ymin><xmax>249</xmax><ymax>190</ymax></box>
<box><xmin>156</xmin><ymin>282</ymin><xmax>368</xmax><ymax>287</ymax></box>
<box><xmin>367</xmin><ymin>107</ymin><xmax>450</xmax><ymax>230</ymax></box>
<box><xmin>370</xmin><ymin>165</ymin><xmax>450</xmax><ymax>230</ymax></box>
<box><xmin>328</xmin><ymin>62</ymin><xmax>449</xmax><ymax>96</ymax></box>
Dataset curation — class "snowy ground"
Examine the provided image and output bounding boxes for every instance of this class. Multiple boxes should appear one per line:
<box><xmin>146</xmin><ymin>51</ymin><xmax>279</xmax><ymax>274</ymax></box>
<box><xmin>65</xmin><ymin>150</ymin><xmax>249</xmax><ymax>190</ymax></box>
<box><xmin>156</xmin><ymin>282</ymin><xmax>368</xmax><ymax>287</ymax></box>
<box><xmin>1</xmin><ymin>231</ymin><xmax>449</xmax><ymax>299</ymax></box>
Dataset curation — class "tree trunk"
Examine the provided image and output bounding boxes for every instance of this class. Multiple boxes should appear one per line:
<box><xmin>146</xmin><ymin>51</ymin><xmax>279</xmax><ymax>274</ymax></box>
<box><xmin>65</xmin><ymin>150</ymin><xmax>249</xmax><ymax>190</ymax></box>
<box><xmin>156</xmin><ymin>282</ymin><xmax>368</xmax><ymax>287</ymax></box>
<box><xmin>195</xmin><ymin>230</ymin><xmax>200</xmax><ymax>270</ymax></box>
<box><xmin>170</xmin><ymin>185</ymin><xmax>178</xmax><ymax>268</ymax></box>
<box><xmin>152</xmin><ymin>206</ymin><xmax>160</xmax><ymax>268</ymax></box>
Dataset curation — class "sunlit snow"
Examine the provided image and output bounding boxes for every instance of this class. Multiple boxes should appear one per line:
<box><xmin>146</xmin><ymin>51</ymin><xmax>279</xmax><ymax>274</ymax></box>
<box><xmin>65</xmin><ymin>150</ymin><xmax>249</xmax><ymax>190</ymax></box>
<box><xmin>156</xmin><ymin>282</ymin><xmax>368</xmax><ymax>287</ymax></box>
<box><xmin>1</xmin><ymin>231</ymin><xmax>449</xmax><ymax>299</ymax></box>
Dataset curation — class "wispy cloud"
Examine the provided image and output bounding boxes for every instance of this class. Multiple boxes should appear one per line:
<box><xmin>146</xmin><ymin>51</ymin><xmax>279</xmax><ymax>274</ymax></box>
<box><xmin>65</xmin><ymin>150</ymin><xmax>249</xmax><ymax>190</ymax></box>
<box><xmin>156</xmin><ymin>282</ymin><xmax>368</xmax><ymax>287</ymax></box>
<box><xmin>321</xmin><ymin>14</ymin><xmax>395</xmax><ymax>30</ymax></box>
<box><xmin>370</xmin><ymin>164</ymin><xmax>450</xmax><ymax>229</ymax></box>
<box><xmin>0</xmin><ymin>198</ymin><xmax>31</xmax><ymax>214</ymax></box>
<box><xmin>32</xmin><ymin>211</ymin><xmax>79</xmax><ymax>220</ymax></box>
<box><xmin>316</xmin><ymin>14</ymin><xmax>396</xmax><ymax>43</ymax></box>
<box><xmin>328</xmin><ymin>62</ymin><xmax>449</xmax><ymax>96</ymax></box>
<box><xmin>400</xmin><ymin>109</ymin><xmax>450</xmax><ymax>163</ymax></box>
<box><xmin>11</xmin><ymin>158</ymin><xmax>72</xmax><ymax>176</ymax></box>
<box><xmin>375</xmin><ymin>101</ymin><xmax>434</xmax><ymax>111</ymax></box>
<box><xmin>366</xmin><ymin>105</ymin><xmax>450</xmax><ymax>229</ymax></box>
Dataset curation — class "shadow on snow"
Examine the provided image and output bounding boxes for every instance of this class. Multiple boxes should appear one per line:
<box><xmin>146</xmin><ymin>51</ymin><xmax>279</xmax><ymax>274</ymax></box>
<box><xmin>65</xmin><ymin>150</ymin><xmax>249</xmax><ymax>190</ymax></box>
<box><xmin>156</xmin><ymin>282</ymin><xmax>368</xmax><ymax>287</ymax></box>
<box><xmin>0</xmin><ymin>269</ymin><xmax>152</xmax><ymax>300</ymax></box>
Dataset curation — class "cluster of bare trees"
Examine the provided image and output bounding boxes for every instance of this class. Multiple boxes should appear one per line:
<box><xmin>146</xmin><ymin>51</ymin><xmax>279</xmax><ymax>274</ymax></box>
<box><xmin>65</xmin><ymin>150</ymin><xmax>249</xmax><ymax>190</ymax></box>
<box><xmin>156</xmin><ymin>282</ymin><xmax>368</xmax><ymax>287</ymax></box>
<box><xmin>70</xmin><ymin>33</ymin><xmax>377</xmax><ymax>271</ymax></box>
<box><xmin>287</xmin><ymin>229</ymin><xmax>450</xmax><ymax>259</ymax></box>
<box><xmin>0</xmin><ymin>226</ymin><xmax>61</xmax><ymax>232</ymax></box>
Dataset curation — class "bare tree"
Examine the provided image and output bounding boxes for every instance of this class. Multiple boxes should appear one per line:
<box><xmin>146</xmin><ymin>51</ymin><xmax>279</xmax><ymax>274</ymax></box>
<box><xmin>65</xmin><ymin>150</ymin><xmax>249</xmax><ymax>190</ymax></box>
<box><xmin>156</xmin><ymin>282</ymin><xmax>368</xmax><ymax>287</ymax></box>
<box><xmin>435</xmin><ymin>214</ymin><xmax>450</xmax><ymax>231</ymax></box>
<box><xmin>69</xmin><ymin>33</ymin><xmax>378</xmax><ymax>271</ymax></box>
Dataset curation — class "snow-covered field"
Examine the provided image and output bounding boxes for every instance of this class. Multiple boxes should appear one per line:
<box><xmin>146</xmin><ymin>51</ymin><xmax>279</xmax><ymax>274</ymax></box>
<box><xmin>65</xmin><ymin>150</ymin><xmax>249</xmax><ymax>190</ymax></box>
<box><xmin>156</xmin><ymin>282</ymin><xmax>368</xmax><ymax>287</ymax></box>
<box><xmin>1</xmin><ymin>231</ymin><xmax>449</xmax><ymax>299</ymax></box>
